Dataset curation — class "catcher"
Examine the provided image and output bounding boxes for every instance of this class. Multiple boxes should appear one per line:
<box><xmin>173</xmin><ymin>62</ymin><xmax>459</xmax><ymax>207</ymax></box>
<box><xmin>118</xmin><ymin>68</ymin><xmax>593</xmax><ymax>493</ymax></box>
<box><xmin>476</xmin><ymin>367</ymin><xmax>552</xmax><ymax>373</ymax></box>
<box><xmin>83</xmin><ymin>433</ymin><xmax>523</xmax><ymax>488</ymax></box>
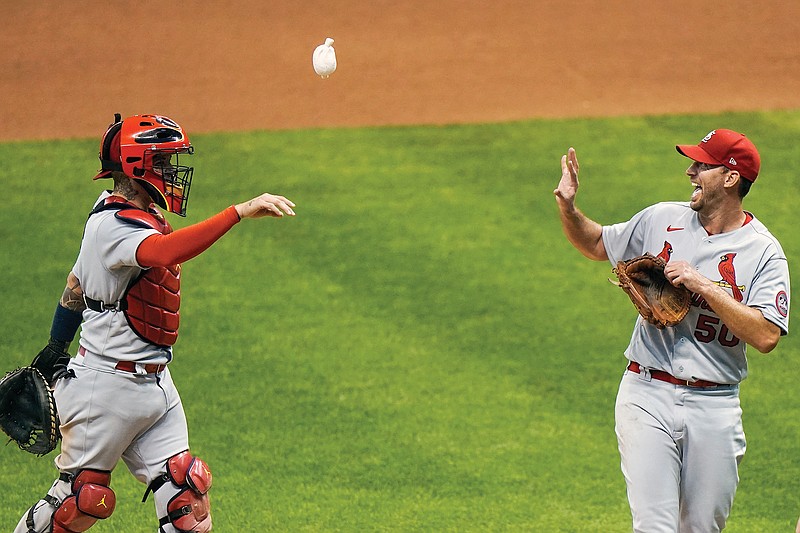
<box><xmin>553</xmin><ymin>130</ymin><xmax>789</xmax><ymax>532</ymax></box>
<box><xmin>12</xmin><ymin>114</ymin><xmax>296</xmax><ymax>533</ymax></box>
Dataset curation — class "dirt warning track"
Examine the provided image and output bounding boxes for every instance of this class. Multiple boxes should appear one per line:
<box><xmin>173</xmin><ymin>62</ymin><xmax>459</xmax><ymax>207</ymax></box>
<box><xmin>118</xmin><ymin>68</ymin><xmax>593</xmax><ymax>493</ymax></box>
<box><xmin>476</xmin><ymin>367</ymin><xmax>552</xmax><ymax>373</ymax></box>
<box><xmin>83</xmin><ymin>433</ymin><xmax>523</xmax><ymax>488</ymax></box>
<box><xmin>1</xmin><ymin>1</ymin><xmax>798</xmax><ymax>141</ymax></box>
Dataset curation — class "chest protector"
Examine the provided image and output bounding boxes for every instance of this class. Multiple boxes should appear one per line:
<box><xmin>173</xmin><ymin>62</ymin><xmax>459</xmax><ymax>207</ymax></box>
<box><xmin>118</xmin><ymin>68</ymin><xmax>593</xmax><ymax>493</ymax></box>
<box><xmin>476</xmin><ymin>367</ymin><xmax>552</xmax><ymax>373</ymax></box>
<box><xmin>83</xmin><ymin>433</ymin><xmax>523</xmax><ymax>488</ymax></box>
<box><xmin>91</xmin><ymin>196</ymin><xmax>181</xmax><ymax>347</ymax></box>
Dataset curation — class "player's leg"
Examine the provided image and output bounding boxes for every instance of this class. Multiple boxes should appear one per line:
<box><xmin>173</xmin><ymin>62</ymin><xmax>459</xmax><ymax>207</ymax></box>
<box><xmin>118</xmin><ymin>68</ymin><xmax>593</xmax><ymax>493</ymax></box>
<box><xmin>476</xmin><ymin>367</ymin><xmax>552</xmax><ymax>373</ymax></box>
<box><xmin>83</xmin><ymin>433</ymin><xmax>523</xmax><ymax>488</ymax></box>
<box><xmin>678</xmin><ymin>387</ymin><xmax>746</xmax><ymax>533</ymax></box>
<box><xmin>14</xmin><ymin>478</ymin><xmax>70</xmax><ymax>533</ymax></box>
<box><xmin>615</xmin><ymin>371</ymin><xmax>682</xmax><ymax>533</ymax></box>
<box><xmin>14</xmin><ymin>362</ymin><xmax>166</xmax><ymax>532</ymax></box>
<box><xmin>146</xmin><ymin>450</ymin><xmax>213</xmax><ymax>533</ymax></box>
<box><xmin>14</xmin><ymin>367</ymin><xmax>116</xmax><ymax>533</ymax></box>
<box><xmin>120</xmin><ymin>368</ymin><xmax>212</xmax><ymax>532</ymax></box>
<box><xmin>14</xmin><ymin>471</ymin><xmax>115</xmax><ymax>533</ymax></box>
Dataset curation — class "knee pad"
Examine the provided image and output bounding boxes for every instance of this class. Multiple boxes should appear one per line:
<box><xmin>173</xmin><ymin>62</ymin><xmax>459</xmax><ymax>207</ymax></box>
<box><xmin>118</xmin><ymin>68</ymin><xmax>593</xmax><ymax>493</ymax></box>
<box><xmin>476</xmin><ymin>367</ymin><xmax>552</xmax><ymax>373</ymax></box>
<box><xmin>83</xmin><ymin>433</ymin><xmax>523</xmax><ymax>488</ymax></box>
<box><xmin>144</xmin><ymin>451</ymin><xmax>213</xmax><ymax>533</ymax></box>
<box><xmin>50</xmin><ymin>470</ymin><xmax>115</xmax><ymax>533</ymax></box>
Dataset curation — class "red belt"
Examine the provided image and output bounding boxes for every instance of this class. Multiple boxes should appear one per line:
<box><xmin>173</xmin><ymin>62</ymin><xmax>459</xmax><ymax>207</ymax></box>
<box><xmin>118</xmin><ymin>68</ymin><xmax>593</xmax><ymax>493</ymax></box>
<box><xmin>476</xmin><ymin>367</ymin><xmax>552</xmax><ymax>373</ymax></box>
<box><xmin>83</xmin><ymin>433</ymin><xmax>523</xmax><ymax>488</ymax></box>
<box><xmin>78</xmin><ymin>346</ymin><xmax>166</xmax><ymax>374</ymax></box>
<box><xmin>114</xmin><ymin>361</ymin><xmax>166</xmax><ymax>374</ymax></box>
<box><xmin>627</xmin><ymin>361</ymin><xmax>724</xmax><ymax>388</ymax></box>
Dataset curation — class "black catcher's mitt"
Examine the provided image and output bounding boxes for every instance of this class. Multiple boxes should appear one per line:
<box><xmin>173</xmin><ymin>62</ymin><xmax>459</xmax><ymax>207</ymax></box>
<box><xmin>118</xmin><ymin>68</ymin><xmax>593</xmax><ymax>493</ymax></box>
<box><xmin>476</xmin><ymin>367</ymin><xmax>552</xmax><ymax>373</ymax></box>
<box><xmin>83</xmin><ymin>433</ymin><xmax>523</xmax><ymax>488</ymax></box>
<box><xmin>611</xmin><ymin>253</ymin><xmax>691</xmax><ymax>329</ymax></box>
<box><xmin>0</xmin><ymin>367</ymin><xmax>60</xmax><ymax>456</ymax></box>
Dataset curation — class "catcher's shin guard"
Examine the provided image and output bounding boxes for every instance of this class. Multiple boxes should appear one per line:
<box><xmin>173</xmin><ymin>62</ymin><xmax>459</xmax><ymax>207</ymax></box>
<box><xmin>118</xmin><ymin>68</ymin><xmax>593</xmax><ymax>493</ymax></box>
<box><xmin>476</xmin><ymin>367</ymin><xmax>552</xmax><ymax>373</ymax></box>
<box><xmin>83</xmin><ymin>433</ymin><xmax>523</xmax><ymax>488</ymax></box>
<box><xmin>144</xmin><ymin>451</ymin><xmax>213</xmax><ymax>533</ymax></box>
<box><xmin>49</xmin><ymin>470</ymin><xmax>116</xmax><ymax>533</ymax></box>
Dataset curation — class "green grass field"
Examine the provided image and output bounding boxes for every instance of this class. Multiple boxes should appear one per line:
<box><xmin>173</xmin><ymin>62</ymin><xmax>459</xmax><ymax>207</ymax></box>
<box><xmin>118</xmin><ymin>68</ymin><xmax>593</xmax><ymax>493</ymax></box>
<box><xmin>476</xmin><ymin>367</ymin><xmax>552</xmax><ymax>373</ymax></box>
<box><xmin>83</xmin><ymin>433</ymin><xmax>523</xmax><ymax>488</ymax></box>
<box><xmin>1</xmin><ymin>110</ymin><xmax>799</xmax><ymax>531</ymax></box>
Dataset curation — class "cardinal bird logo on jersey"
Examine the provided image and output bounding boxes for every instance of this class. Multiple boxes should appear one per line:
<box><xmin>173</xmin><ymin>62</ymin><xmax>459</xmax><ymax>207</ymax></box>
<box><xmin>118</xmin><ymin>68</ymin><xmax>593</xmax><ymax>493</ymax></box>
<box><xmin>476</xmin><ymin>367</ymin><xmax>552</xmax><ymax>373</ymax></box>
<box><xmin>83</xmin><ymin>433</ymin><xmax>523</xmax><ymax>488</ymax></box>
<box><xmin>716</xmin><ymin>253</ymin><xmax>745</xmax><ymax>302</ymax></box>
<box><xmin>657</xmin><ymin>241</ymin><xmax>673</xmax><ymax>262</ymax></box>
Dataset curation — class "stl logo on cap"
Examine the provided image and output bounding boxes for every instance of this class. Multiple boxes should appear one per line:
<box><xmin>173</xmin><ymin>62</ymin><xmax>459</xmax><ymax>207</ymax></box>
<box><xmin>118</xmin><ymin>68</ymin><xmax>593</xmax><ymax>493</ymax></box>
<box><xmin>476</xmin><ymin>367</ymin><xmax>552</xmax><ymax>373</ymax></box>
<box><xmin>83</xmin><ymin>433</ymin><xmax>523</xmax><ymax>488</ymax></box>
<box><xmin>701</xmin><ymin>130</ymin><xmax>716</xmax><ymax>143</ymax></box>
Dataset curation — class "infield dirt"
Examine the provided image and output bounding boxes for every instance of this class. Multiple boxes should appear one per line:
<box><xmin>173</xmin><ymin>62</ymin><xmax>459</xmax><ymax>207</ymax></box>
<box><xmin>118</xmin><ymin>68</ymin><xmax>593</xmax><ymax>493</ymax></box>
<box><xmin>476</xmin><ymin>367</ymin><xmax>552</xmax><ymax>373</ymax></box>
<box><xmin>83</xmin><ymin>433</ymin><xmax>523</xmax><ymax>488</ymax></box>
<box><xmin>1</xmin><ymin>1</ymin><xmax>798</xmax><ymax>141</ymax></box>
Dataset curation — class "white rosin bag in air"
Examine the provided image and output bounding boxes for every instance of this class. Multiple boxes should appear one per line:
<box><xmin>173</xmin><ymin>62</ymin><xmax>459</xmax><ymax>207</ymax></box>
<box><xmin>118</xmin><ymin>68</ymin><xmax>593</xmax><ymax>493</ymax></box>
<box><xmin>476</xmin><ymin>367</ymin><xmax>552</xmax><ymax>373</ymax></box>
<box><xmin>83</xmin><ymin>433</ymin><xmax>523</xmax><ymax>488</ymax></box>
<box><xmin>313</xmin><ymin>38</ymin><xmax>337</xmax><ymax>78</ymax></box>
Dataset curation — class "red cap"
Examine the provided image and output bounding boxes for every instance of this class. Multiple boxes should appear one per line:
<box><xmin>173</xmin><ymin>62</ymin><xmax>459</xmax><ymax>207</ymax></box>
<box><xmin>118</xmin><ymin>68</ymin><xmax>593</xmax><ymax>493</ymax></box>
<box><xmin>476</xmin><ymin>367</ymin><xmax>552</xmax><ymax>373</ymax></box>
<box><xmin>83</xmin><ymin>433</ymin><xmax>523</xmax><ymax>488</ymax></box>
<box><xmin>676</xmin><ymin>129</ymin><xmax>760</xmax><ymax>182</ymax></box>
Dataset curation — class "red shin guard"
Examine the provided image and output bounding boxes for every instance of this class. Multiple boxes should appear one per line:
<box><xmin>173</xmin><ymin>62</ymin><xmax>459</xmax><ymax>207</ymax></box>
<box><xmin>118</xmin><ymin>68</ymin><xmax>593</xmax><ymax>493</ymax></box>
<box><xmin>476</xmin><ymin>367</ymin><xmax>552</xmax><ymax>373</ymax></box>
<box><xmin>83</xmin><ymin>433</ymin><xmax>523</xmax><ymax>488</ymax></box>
<box><xmin>51</xmin><ymin>470</ymin><xmax>115</xmax><ymax>533</ymax></box>
<box><xmin>155</xmin><ymin>451</ymin><xmax>213</xmax><ymax>532</ymax></box>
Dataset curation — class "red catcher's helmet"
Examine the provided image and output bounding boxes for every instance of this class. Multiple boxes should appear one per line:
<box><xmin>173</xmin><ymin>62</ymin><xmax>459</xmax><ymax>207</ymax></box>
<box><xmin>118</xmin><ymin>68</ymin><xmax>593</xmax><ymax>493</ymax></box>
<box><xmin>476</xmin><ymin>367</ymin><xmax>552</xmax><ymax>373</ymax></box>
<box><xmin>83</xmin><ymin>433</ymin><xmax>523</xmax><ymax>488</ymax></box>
<box><xmin>94</xmin><ymin>113</ymin><xmax>194</xmax><ymax>217</ymax></box>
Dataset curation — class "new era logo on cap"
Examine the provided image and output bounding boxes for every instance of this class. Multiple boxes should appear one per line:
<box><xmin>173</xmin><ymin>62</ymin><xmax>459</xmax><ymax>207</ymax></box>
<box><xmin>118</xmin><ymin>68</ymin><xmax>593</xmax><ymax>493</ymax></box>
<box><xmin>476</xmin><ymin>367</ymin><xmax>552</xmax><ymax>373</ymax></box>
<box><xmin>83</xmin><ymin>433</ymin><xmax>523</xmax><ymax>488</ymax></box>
<box><xmin>676</xmin><ymin>128</ymin><xmax>761</xmax><ymax>182</ymax></box>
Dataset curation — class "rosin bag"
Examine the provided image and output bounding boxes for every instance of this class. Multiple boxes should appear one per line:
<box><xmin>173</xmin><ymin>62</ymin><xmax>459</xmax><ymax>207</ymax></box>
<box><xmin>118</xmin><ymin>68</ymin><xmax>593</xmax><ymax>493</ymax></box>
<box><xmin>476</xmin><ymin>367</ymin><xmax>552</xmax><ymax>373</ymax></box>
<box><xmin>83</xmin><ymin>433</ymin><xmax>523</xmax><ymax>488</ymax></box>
<box><xmin>313</xmin><ymin>38</ymin><xmax>337</xmax><ymax>78</ymax></box>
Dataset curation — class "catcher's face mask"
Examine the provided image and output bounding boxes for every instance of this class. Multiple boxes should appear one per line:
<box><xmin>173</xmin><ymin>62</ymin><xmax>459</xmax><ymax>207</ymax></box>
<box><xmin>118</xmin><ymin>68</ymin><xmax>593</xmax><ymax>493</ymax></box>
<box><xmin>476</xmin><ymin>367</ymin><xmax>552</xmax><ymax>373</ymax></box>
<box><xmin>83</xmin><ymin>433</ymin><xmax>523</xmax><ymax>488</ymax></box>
<box><xmin>115</xmin><ymin>114</ymin><xmax>195</xmax><ymax>217</ymax></box>
<box><xmin>141</xmin><ymin>147</ymin><xmax>194</xmax><ymax>216</ymax></box>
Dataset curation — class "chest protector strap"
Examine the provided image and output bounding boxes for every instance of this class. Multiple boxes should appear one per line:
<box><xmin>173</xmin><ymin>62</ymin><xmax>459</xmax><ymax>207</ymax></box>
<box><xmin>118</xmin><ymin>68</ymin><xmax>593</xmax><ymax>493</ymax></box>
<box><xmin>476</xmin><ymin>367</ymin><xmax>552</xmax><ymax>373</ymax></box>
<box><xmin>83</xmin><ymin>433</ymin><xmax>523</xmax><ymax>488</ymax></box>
<box><xmin>92</xmin><ymin>196</ymin><xmax>181</xmax><ymax>347</ymax></box>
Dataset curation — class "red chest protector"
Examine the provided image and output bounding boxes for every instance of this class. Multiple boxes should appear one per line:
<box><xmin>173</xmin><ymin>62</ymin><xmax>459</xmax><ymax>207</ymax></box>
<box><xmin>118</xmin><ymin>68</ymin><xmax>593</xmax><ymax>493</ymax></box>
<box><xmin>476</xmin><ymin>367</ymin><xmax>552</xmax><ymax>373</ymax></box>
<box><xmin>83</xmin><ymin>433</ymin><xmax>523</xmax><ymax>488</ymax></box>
<box><xmin>93</xmin><ymin>196</ymin><xmax>181</xmax><ymax>347</ymax></box>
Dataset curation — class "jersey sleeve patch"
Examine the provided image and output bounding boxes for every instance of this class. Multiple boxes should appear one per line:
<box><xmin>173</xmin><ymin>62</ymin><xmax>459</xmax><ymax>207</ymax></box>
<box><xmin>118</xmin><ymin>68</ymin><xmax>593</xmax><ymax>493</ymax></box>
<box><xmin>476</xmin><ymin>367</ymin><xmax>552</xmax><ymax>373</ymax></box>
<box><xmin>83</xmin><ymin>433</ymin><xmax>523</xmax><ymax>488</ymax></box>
<box><xmin>776</xmin><ymin>290</ymin><xmax>789</xmax><ymax>318</ymax></box>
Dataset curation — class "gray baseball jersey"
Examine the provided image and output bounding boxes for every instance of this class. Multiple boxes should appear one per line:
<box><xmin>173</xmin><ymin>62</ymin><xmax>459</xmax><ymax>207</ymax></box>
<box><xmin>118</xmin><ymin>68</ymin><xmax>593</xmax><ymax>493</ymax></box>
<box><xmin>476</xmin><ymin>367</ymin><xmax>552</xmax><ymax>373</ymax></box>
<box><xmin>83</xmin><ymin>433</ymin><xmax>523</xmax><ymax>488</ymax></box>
<box><xmin>72</xmin><ymin>191</ymin><xmax>171</xmax><ymax>363</ymax></box>
<box><xmin>603</xmin><ymin>201</ymin><xmax>790</xmax><ymax>383</ymax></box>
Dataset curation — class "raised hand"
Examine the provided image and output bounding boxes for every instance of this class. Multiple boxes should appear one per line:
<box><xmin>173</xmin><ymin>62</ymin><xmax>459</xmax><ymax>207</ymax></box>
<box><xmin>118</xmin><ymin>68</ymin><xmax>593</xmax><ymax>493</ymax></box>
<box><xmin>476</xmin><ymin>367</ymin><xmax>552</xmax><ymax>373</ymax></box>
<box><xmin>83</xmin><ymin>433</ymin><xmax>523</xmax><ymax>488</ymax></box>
<box><xmin>235</xmin><ymin>193</ymin><xmax>296</xmax><ymax>219</ymax></box>
<box><xmin>554</xmin><ymin>147</ymin><xmax>580</xmax><ymax>208</ymax></box>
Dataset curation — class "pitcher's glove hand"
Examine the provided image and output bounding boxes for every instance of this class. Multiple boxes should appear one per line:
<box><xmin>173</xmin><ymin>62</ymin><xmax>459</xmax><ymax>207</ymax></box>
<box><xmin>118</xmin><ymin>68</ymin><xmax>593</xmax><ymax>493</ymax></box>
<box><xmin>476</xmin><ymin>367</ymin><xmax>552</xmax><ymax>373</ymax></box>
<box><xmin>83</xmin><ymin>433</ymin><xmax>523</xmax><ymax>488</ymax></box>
<box><xmin>611</xmin><ymin>253</ymin><xmax>691</xmax><ymax>329</ymax></box>
<box><xmin>0</xmin><ymin>367</ymin><xmax>60</xmax><ymax>456</ymax></box>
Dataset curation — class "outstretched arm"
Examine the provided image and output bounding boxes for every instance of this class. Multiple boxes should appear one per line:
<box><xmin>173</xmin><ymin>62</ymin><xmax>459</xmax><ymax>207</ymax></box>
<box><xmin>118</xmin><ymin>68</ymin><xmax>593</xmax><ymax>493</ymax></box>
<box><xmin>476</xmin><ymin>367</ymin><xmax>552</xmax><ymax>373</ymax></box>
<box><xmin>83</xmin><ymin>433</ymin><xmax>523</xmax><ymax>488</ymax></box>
<box><xmin>553</xmin><ymin>148</ymin><xmax>607</xmax><ymax>261</ymax></box>
<box><xmin>137</xmin><ymin>193</ymin><xmax>297</xmax><ymax>268</ymax></box>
